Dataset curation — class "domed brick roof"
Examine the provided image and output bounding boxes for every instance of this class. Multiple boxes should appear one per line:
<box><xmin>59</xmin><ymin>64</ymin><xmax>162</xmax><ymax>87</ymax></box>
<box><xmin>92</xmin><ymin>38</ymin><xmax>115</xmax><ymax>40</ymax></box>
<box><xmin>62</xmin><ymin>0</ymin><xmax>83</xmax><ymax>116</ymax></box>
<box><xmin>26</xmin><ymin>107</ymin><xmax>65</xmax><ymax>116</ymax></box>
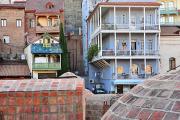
<box><xmin>102</xmin><ymin>69</ymin><xmax>180</xmax><ymax>120</ymax></box>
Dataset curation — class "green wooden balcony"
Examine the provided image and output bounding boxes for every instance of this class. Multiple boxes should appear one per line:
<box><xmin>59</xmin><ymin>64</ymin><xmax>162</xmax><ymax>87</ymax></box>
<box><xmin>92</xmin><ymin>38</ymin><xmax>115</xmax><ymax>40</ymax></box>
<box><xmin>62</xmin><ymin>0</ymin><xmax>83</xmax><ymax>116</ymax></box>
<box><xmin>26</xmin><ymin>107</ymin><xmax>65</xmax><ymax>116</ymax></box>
<box><xmin>32</xmin><ymin>63</ymin><xmax>61</xmax><ymax>70</ymax></box>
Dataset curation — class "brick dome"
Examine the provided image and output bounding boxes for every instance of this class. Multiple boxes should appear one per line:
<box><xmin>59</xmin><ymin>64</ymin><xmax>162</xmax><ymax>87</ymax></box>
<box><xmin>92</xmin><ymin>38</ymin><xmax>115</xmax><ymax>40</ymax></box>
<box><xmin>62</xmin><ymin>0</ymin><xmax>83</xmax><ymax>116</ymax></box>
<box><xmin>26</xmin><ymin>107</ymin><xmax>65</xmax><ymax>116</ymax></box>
<box><xmin>102</xmin><ymin>69</ymin><xmax>180</xmax><ymax>120</ymax></box>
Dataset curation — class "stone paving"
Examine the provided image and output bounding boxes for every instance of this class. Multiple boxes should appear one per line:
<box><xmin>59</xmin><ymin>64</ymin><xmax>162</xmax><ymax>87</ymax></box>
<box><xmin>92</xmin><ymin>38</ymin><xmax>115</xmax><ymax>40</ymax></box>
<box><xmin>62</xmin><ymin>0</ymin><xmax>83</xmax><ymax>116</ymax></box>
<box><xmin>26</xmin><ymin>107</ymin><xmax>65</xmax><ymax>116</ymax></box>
<box><xmin>102</xmin><ymin>69</ymin><xmax>180</xmax><ymax>120</ymax></box>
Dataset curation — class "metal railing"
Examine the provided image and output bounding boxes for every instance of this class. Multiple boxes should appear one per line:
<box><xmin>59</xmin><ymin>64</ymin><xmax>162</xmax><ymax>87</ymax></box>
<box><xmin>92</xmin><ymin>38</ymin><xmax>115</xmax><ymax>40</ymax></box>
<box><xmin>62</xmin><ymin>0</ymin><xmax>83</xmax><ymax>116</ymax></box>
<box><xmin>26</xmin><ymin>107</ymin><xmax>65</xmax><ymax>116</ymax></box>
<box><xmin>32</xmin><ymin>63</ymin><xmax>61</xmax><ymax>70</ymax></box>
<box><xmin>116</xmin><ymin>50</ymin><xmax>130</xmax><ymax>56</ymax></box>
<box><xmin>131</xmin><ymin>50</ymin><xmax>144</xmax><ymax>56</ymax></box>
<box><xmin>102</xmin><ymin>50</ymin><xmax>115</xmax><ymax>56</ymax></box>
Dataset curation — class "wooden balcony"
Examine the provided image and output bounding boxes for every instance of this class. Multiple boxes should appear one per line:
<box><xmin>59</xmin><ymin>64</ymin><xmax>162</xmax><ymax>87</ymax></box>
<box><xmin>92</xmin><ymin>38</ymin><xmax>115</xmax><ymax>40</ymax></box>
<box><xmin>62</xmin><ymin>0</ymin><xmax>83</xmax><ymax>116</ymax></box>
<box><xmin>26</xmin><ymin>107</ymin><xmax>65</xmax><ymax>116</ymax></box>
<box><xmin>32</xmin><ymin>63</ymin><xmax>61</xmax><ymax>70</ymax></box>
<box><xmin>36</xmin><ymin>26</ymin><xmax>59</xmax><ymax>33</ymax></box>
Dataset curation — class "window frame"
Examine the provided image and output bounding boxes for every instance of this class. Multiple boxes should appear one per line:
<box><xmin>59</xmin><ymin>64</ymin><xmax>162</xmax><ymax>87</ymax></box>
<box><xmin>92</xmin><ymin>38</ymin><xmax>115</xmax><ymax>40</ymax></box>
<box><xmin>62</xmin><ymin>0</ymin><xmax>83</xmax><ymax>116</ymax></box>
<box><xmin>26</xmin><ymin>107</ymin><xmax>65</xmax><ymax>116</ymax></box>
<box><xmin>1</xmin><ymin>19</ymin><xmax>7</xmax><ymax>27</ymax></box>
<box><xmin>16</xmin><ymin>19</ymin><xmax>22</xmax><ymax>27</ymax></box>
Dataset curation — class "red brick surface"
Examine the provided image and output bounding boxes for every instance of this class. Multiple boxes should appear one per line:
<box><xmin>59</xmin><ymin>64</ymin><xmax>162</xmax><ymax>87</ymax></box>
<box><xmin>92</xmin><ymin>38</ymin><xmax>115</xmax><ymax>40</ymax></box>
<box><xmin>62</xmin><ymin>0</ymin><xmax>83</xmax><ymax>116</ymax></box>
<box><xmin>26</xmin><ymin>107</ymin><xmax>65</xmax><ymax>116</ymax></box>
<box><xmin>0</xmin><ymin>78</ymin><xmax>84</xmax><ymax>120</ymax></box>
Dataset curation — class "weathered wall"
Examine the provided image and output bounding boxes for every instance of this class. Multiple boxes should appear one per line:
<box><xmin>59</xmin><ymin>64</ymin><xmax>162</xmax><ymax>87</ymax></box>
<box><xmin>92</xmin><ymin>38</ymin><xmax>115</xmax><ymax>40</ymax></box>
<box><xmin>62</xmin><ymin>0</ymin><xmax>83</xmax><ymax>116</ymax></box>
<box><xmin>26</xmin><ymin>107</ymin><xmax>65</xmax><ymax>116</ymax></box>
<box><xmin>85</xmin><ymin>94</ymin><xmax>122</xmax><ymax>120</ymax></box>
<box><xmin>60</xmin><ymin>0</ymin><xmax>82</xmax><ymax>35</ymax></box>
<box><xmin>160</xmin><ymin>35</ymin><xmax>180</xmax><ymax>73</ymax></box>
<box><xmin>0</xmin><ymin>8</ymin><xmax>25</xmax><ymax>55</ymax></box>
<box><xmin>0</xmin><ymin>77</ymin><xmax>84</xmax><ymax>120</ymax></box>
<box><xmin>67</xmin><ymin>35</ymin><xmax>84</xmax><ymax>75</ymax></box>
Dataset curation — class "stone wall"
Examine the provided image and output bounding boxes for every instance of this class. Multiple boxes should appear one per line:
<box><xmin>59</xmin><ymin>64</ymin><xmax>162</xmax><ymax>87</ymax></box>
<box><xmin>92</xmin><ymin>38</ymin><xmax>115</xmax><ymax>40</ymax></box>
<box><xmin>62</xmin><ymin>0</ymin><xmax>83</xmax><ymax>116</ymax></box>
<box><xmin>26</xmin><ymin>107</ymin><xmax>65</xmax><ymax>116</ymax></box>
<box><xmin>85</xmin><ymin>94</ymin><xmax>122</xmax><ymax>120</ymax></box>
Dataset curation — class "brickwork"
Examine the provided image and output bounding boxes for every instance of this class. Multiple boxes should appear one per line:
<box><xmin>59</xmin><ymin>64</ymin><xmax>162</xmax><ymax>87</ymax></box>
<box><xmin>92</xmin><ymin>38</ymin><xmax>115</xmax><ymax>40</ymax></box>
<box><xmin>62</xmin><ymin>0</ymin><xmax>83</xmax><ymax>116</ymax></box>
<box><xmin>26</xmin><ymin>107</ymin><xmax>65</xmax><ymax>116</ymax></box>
<box><xmin>0</xmin><ymin>8</ymin><xmax>25</xmax><ymax>55</ymax></box>
<box><xmin>102</xmin><ymin>69</ymin><xmax>180</xmax><ymax>120</ymax></box>
<box><xmin>0</xmin><ymin>75</ymin><xmax>84</xmax><ymax>120</ymax></box>
<box><xmin>85</xmin><ymin>94</ymin><xmax>122</xmax><ymax>120</ymax></box>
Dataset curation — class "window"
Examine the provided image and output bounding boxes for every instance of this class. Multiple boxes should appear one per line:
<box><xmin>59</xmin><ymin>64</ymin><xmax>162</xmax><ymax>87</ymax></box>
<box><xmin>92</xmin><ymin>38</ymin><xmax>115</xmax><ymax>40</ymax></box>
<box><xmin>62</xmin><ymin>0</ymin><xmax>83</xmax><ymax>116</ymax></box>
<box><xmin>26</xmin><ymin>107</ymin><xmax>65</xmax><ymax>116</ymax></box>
<box><xmin>147</xmin><ymin>40</ymin><xmax>153</xmax><ymax>50</ymax></box>
<box><xmin>16</xmin><ymin>19</ymin><xmax>22</xmax><ymax>27</ymax></box>
<box><xmin>168</xmin><ymin>16</ymin><xmax>174</xmax><ymax>23</ymax></box>
<box><xmin>168</xmin><ymin>2</ymin><xmax>174</xmax><ymax>9</ymax></box>
<box><xmin>1</xmin><ymin>19</ymin><xmax>7</xmax><ymax>27</ymax></box>
<box><xmin>160</xmin><ymin>16</ymin><xmax>165</xmax><ymax>23</ymax></box>
<box><xmin>30</xmin><ymin>19</ymin><xmax>35</xmax><ymax>28</ymax></box>
<box><xmin>2</xmin><ymin>35</ymin><xmax>10</xmax><ymax>44</ymax></box>
<box><xmin>48</xmin><ymin>19</ymin><xmax>52</xmax><ymax>26</ymax></box>
<box><xmin>169</xmin><ymin>57</ymin><xmax>176</xmax><ymax>70</ymax></box>
<box><xmin>132</xmin><ymin>64</ymin><xmax>139</xmax><ymax>75</ymax></box>
<box><xmin>140</xmin><ymin>41</ymin><xmax>144</xmax><ymax>50</ymax></box>
<box><xmin>160</xmin><ymin>2</ymin><xmax>165</xmax><ymax>9</ymax></box>
<box><xmin>146</xmin><ymin>65</ymin><xmax>153</xmax><ymax>74</ymax></box>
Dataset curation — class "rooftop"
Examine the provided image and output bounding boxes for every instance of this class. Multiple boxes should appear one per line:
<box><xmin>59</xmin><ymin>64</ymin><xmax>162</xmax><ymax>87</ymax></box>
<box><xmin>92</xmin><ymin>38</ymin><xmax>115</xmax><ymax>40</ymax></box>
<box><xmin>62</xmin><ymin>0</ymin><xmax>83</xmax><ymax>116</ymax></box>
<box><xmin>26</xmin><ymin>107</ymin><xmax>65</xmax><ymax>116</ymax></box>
<box><xmin>102</xmin><ymin>69</ymin><xmax>180</xmax><ymax>120</ymax></box>
<box><xmin>0</xmin><ymin>73</ymin><xmax>83</xmax><ymax>92</ymax></box>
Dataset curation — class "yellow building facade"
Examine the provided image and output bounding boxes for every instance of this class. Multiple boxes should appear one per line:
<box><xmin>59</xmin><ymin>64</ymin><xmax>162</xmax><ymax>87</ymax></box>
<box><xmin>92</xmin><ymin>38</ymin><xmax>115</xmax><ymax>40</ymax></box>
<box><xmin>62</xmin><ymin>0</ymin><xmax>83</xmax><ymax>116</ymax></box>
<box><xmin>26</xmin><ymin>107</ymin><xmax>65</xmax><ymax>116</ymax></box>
<box><xmin>158</xmin><ymin>0</ymin><xmax>180</xmax><ymax>25</ymax></box>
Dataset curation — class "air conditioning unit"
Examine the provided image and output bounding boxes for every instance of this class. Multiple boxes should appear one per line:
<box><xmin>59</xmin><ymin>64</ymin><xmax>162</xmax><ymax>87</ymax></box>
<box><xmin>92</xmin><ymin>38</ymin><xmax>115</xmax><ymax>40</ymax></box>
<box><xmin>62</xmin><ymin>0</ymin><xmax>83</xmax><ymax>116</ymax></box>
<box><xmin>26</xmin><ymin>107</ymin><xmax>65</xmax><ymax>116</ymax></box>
<box><xmin>89</xmin><ymin>79</ymin><xmax>95</xmax><ymax>84</ymax></box>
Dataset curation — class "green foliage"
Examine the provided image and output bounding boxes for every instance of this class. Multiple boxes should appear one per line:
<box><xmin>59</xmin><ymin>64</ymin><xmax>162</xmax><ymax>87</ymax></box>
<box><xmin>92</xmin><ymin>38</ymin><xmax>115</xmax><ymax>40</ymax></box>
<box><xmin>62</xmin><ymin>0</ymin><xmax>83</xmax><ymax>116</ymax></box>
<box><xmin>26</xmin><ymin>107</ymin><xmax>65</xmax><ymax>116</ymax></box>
<box><xmin>88</xmin><ymin>44</ymin><xmax>99</xmax><ymax>62</ymax></box>
<box><xmin>59</xmin><ymin>23</ymin><xmax>69</xmax><ymax>74</ymax></box>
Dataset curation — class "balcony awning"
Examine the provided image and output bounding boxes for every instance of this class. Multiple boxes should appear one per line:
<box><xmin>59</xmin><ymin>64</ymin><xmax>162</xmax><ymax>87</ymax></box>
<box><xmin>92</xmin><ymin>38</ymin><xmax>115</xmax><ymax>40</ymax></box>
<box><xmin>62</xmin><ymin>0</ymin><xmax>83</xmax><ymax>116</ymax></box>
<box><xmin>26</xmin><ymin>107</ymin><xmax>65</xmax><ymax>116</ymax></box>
<box><xmin>92</xmin><ymin>60</ymin><xmax>110</xmax><ymax>69</ymax></box>
<box><xmin>114</xmin><ymin>79</ymin><xmax>144</xmax><ymax>85</ymax></box>
<box><xmin>31</xmin><ymin>43</ymin><xmax>62</xmax><ymax>54</ymax></box>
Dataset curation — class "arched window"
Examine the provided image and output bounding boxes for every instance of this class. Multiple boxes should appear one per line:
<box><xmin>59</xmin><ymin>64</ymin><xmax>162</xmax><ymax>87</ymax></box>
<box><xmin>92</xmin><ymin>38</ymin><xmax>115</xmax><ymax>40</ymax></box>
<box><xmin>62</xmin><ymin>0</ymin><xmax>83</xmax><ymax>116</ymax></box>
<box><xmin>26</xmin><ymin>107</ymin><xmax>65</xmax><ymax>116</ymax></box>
<box><xmin>46</xmin><ymin>2</ymin><xmax>54</xmax><ymax>9</ymax></box>
<box><xmin>117</xmin><ymin>66</ymin><xmax>124</xmax><ymax>74</ymax></box>
<box><xmin>132</xmin><ymin>64</ymin><xmax>139</xmax><ymax>75</ymax></box>
<box><xmin>169</xmin><ymin>57</ymin><xmax>176</xmax><ymax>70</ymax></box>
<box><xmin>146</xmin><ymin>65</ymin><xmax>153</xmax><ymax>74</ymax></box>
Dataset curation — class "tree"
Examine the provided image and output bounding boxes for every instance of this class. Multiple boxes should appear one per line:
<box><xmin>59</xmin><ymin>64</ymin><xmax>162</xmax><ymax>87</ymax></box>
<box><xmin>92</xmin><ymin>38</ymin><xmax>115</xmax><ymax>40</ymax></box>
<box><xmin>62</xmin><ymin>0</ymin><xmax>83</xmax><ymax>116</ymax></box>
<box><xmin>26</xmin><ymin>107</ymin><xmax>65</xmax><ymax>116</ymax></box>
<box><xmin>59</xmin><ymin>23</ymin><xmax>69</xmax><ymax>75</ymax></box>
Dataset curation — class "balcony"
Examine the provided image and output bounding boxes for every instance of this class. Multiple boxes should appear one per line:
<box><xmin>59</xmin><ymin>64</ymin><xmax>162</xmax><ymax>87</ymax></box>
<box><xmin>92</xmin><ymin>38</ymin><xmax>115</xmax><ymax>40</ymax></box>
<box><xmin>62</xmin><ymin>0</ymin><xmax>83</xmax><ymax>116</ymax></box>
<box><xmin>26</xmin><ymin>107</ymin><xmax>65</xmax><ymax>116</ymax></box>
<box><xmin>131</xmin><ymin>50</ymin><xmax>144</xmax><ymax>56</ymax></box>
<box><xmin>32</xmin><ymin>63</ymin><xmax>61</xmax><ymax>70</ymax></box>
<box><xmin>116</xmin><ymin>50</ymin><xmax>130</xmax><ymax>56</ymax></box>
<box><xmin>101</xmin><ymin>24</ymin><xmax>158</xmax><ymax>31</ymax></box>
<box><xmin>160</xmin><ymin>7</ymin><xmax>178</xmax><ymax>15</ymax></box>
<box><xmin>160</xmin><ymin>22</ymin><xmax>180</xmax><ymax>26</ymax></box>
<box><xmin>36</xmin><ymin>26</ymin><xmax>59</xmax><ymax>33</ymax></box>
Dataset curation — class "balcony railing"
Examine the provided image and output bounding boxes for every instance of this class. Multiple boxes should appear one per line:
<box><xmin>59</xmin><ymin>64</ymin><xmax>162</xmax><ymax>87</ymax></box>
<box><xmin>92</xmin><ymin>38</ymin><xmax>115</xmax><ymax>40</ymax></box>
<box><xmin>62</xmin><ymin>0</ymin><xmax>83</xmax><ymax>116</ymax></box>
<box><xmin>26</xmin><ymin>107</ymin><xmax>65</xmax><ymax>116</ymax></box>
<box><xmin>36</xmin><ymin>26</ymin><xmax>59</xmax><ymax>33</ymax></box>
<box><xmin>146</xmin><ymin>50</ymin><xmax>159</xmax><ymax>56</ymax></box>
<box><xmin>101</xmin><ymin>23</ymin><xmax>158</xmax><ymax>30</ymax></box>
<box><xmin>116</xmin><ymin>50</ymin><xmax>130</xmax><ymax>56</ymax></box>
<box><xmin>160</xmin><ymin>7</ymin><xmax>178</xmax><ymax>14</ymax></box>
<box><xmin>32</xmin><ymin>63</ymin><xmax>61</xmax><ymax>70</ymax></box>
<box><xmin>117</xmin><ymin>73</ymin><xmax>156</xmax><ymax>79</ymax></box>
<box><xmin>99</xmin><ymin>50</ymin><xmax>159</xmax><ymax>57</ymax></box>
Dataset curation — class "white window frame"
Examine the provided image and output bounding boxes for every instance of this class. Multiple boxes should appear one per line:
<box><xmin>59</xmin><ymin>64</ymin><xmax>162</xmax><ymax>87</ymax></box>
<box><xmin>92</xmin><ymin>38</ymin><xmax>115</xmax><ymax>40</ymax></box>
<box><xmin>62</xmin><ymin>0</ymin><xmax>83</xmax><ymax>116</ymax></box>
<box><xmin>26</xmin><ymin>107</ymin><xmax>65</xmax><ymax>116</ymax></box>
<box><xmin>16</xmin><ymin>19</ymin><xmax>22</xmax><ymax>27</ymax></box>
<box><xmin>1</xmin><ymin>19</ymin><xmax>7</xmax><ymax>27</ymax></box>
<box><xmin>168</xmin><ymin>16</ymin><xmax>174</xmax><ymax>23</ymax></box>
<box><xmin>160</xmin><ymin>16</ymin><xmax>165</xmax><ymax>23</ymax></box>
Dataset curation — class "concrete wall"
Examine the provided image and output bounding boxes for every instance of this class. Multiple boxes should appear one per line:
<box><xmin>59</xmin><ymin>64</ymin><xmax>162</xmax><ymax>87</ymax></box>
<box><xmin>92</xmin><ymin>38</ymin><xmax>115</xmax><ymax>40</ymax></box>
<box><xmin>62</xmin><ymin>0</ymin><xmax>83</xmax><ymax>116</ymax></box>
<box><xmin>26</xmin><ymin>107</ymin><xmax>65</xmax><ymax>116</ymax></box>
<box><xmin>160</xmin><ymin>36</ymin><xmax>180</xmax><ymax>73</ymax></box>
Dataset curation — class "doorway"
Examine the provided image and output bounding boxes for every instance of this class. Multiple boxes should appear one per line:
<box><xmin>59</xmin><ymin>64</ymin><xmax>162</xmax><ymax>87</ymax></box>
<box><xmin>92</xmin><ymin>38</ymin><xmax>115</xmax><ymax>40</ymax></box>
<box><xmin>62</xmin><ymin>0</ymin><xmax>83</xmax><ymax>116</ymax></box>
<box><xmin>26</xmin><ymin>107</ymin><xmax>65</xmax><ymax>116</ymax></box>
<box><xmin>117</xmin><ymin>85</ymin><xmax>123</xmax><ymax>94</ymax></box>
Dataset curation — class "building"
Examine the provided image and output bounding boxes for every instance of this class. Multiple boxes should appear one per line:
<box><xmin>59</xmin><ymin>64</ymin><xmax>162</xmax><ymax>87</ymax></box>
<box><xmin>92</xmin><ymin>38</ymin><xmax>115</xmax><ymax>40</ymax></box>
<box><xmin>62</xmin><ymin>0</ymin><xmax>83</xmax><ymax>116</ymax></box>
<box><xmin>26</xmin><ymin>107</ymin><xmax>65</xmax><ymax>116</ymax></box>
<box><xmin>0</xmin><ymin>4</ymin><xmax>25</xmax><ymax>60</ymax></box>
<box><xmin>24</xmin><ymin>0</ymin><xmax>64</xmax><ymax>44</ymax></box>
<box><xmin>102</xmin><ymin>67</ymin><xmax>180</xmax><ymax>120</ymax></box>
<box><xmin>82</xmin><ymin>0</ymin><xmax>106</xmax><ymax>75</ymax></box>
<box><xmin>24</xmin><ymin>33</ymin><xmax>62</xmax><ymax>79</ymax></box>
<box><xmin>87</xmin><ymin>2</ymin><xmax>161</xmax><ymax>93</ymax></box>
<box><xmin>158</xmin><ymin>0</ymin><xmax>180</xmax><ymax>25</ymax></box>
<box><xmin>160</xmin><ymin>26</ymin><xmax>180</xmax><ymax>73</ymax></box>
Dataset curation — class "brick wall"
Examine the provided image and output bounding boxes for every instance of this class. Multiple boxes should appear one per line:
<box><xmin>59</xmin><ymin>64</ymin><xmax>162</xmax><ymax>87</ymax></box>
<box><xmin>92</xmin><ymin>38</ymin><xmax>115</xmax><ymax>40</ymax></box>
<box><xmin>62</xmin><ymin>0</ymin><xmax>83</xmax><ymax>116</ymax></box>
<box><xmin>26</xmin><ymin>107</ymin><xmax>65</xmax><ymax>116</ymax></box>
<box><xmin>0</xmin><ymin>8</ymin><xmax>25</xmax><ymax>55</ymax></box>
<box><xmin>0</xmin><ymin>74</ymin><xmax>84</xmax><ymax>120</ymax></box>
